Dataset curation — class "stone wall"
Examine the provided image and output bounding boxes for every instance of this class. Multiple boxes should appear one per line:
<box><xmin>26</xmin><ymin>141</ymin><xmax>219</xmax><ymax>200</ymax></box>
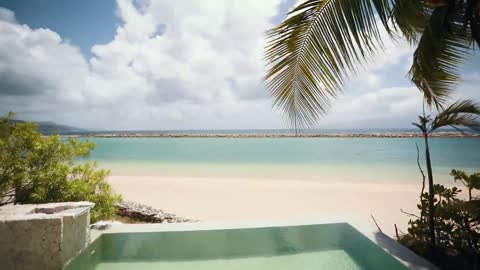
<box><xmin>0</xmin><ymin>202</ymin><xmax>94</xmax><ymax>270</ymax></box>
<box><xmin>60</xmin><ymin>207</ymin><xmax>91</xmax><ymax>267</ymax></box>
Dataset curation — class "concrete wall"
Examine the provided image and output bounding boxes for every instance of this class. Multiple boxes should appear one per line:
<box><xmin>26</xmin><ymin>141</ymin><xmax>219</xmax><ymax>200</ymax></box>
<box><xmin>61</xmin><ymin>208</ymin><xmax>91</xmax><ymax>266</ymax></box>
<box><xmin>0</xmin><ymin>202</ymin><xmax>94</xmax><ymax>270</ymax></box>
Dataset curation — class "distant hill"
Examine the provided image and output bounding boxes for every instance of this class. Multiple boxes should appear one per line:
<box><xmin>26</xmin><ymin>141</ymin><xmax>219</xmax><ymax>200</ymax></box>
<box><xmin>36</xmin><ymin>121</ymin><xmax>85</xmax><ymax>135</ymax></box>
<box><xmin>11</xmin><ymin>120</ymin><xmax>84</xmax><ymax>135</ymax></box>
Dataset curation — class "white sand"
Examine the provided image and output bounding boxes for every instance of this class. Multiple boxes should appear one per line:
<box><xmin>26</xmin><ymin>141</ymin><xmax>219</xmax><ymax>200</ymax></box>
<box><xmin>107</xmin><ymin>175</ymin><xmax>451</xmax><ymax>236</ymax></box>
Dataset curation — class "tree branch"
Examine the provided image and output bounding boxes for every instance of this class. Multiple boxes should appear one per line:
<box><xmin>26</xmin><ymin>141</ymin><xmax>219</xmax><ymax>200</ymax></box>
<box><xmin>416</xmin><ymin>142</ymin><xmax>426</xmax><ymax>222</ymax></box>
<box><xmin>371</xmin><ymin>214</ymin><xmax>383</xmax><ymax>232</ymax></box>
<box><xmin>401</xmin><ymin>208</ymin><xmax>421</xmax><ymax>219</ymax></box>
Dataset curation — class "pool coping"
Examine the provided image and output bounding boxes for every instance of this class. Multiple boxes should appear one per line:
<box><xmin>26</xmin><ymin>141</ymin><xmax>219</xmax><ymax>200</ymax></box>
<box><xmin>90</xmin><ymin>217</ymin><xmax>438</xmax><ymax>270</ymax></box>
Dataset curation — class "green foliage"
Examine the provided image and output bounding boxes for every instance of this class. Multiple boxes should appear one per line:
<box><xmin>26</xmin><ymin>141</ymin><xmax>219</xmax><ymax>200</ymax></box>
<box><xmin>451</xmin><ymin>169</ymin><xmax>480</xmax><ymax>201</ymax></box>
<box><xmin>66</xmin><ymin>162</ymin><xmax>121</xmax><ymax>222</ymax></box>
<box><xmin>265</xmin><ymin>0</ymin><xmax>480</xmax><ymax>129</ymax></box>
<box><xmin>411</xmin><ymin>100</ymin><xmax>480</xmax><ymax>245</ymax></box>
<box><xmin>0</xmin><ymin>113</ymin><xmax>121</xmax><ymax>222</ymax></box>
<box><xmin>409</xmin><ymin>5</ymin><xmax>470</xmax><ymax>109</ymax></box>
<box><xmin>400</xmin><ymin>171</ymin><xmax>480</xmax><ymax>269</ymax></box>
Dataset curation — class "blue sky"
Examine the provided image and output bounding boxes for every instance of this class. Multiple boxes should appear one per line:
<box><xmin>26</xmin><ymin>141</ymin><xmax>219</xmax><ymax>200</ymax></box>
<box><xmin>0</xmin><ymin>0</ymin><xmax>118</xmax><ymax>57</ymax></box>
<box><xmin>0</xmin><ymin>0</ymin><xmax>297</xmax><ymax>57</ymax></box>
<box><xmin>0</xmin><ymin>0</ymin><xmax>478</xmax><ymax>130</ymax></box>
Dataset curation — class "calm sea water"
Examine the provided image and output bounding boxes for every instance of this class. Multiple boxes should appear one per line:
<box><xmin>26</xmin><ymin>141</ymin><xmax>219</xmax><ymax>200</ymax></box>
<box><xmin>80</xmin><ymin>137</ymin><xmax>480</xmax><ymax>184</ymax></box>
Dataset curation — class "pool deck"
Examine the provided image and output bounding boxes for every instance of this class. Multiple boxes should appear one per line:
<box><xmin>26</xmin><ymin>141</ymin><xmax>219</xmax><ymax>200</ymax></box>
<box><xmin>90</xmin><ymin>217</ymin><xmax>438</xmax><ymax>270</ymax></box>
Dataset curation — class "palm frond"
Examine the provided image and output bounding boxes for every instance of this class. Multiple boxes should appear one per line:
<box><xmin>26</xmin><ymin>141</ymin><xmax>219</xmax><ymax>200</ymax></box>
<box><xmin>470</xmin><ymin>16</ymin><xmax>480</xmax><ymax>48</ymax></box>
<box><xmin>465</xmin><ymin>0</ymin><xmax>480</xmax><ymax>48</ymax></box>
<box><xmin>412</xmin><ymin>122</ymin><xmax>426</xmax><ymax>133</ymax></box>
<box><xmin>430</xmin><ymin>100</ymin><xmax>480</xmax><ymax>132</ymax></box>
<box><xmin>409</xmin><ymin>5</ymin><xmax>471</xmax><ymax>109</ymax></box>
<box><xmin>390</xmin><ymin>0</ymin><xmax>430</xmax><ymax>43</ymax></box>
<box><xmin>412</xmin><ymin>115</ymin><xmax>431</xmax><ymax>133</ymax></box>
<box><xmin>265</xmin><ymin>0</ymin><xmax>391</xmax><ymax>129</ymax></box>
<box><xmin>451</xmin><ymin>168</ymin><xmax>469</xmax><ymax>183</ymax></box>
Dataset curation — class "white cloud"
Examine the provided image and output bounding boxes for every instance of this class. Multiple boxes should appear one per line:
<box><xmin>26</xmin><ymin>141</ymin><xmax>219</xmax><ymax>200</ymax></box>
<box><xmin>0</xmin><ymin>7</ymin><xmax>16</xmax><ymax>23</ymax></box>
<box><xmin>0</xmin><ymin>12</ymin><xmax>89</xmax><ymax>113</ymax></box>
<box><xmin>365</xmin><ymin>74</ymin><xmax>381</xmax><ymax>87</ymax></box>
<box><xmin>320</xmin><ymin>87</ymin><xmax>424</xmax><ymax>128</ymax></box>
<box><xmin>0</xmin><ymin>1</ymin><xmax>478</xmax><ymax>130</ymax></box>
<box><xmin>0</xmin><ymin>0</ymin><xmax>285</xmax><ymax>129</ymax></box>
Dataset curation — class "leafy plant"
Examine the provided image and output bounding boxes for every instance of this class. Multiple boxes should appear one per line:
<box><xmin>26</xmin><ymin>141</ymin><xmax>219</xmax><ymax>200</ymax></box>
<box><xmin>400</xmin><ymin>174</ymin><xmax>480</xmax><ymax>270</ymax></box>
<box><xmin>451</xmin><ymin>169</ymin><xmax>480</xmax><ymax>201</ymax></box>
<box><xmin>265</xmin><ymin>0</ymin><xmax>480</xmax><ymax>129</ymax></box>
<box><xmin>412</xmin><ymin>100</ymin><xmax>480</xmax><ymax>244</ymax></box>
<box><xmin>0</xmin><ymin>113</ymin><xmax>121</xmax><ymax>222</ymax></box>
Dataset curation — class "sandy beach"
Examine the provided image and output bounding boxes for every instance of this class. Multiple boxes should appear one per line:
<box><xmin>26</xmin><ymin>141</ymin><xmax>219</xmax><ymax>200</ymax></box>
<box><xmin>107</xmin><ymin>175</ymin><xmax>451</xmax><ymax>237</ymax></box>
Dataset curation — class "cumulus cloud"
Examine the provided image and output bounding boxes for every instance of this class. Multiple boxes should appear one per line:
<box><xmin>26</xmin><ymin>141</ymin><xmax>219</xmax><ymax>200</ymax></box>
<box><xmin>0</xmin><ymin>1</ymin><xmax>478</xmax><ymax>130</ymax></box>
<box><xmin>89</xmin><ymin>0</ymin><xmax>280</xmax><ymax>103</ymax></box>
<box><xmin>0</xmin><ymin>1</ymin><xmax>285</xmax><ymax>129</ymax></box>
<box><xmin>0</xmin><ymin>10</ymin><xmax>89</xmax><ymax>118</ymax></box>
<box><xmin>0</xmin><ymin>7</ymin><xmax>15</xmax><ymax>23</ymax></box>
<box><xmin>319</xmin><ymin>86</ymin><xmax>423</xmax><ymax>128</ymax></box>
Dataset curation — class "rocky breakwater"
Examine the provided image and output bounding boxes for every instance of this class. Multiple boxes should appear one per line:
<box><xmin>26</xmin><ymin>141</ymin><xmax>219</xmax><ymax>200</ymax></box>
<box><xmin>116</xmin><ymin>201</ymin><xmax>196</xmax><ymax>223</ymax></box>
<box><xmin>78</xmin><ymin>131</ymin><xmax>480</xmax><ymax>138</ymax></box>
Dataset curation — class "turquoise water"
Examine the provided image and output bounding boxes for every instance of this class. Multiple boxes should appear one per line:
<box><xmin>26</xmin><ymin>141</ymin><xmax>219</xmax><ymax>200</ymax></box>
<box><xmin>65</xmin><ymin>223</ymin><xmax>409</xmax><ymax>270</ymax></box>
<box><xmin>81</xmin><ymin>138</ymin><xmax>480</xmax><ymax>183</ymax></box>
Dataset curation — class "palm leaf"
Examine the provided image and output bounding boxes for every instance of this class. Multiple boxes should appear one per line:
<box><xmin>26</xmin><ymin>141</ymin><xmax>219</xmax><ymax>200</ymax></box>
<box><xmin>430</xmin><ymin>100</ymin><xmax>480</xmax><ymax>132</ymax></box>
<box><xmin>465</xmin><ymin>0</ymin><xmax>480</xmax><ymax>48</ymax></box>
<box><xmin>390</xmin><ymin>0</ymin><xmax>430</xmax><ymax>43</ymax></box>
<box><xmin>412</xmin><ymin>115</ymin><xmax>431</xmax><ymax>133</ymax></box>
<box><xmin>409</xmin><ymin>5</ymin><xmax>471</xmax><ymax>109</ymax></box>
<box><xmin>264</xmin><ymin>0</ymin><xmax>392</xmax><ymax>129</ymax></box>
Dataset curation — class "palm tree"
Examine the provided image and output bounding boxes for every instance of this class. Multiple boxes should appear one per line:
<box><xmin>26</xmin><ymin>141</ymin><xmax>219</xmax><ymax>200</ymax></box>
<box><xmin>265</xmin><ymin>0</ymin><xmax>480</xmax><ymax>129</ymax></box>
<box><xmin>450</xmin><ymin>169</ymin><xmax>480</xmax><ymax>201</ymax></box>
<box><xmin>412</xmin><ymin>99</ymin><xmax>480</xmax><ymax>245</ymax></box>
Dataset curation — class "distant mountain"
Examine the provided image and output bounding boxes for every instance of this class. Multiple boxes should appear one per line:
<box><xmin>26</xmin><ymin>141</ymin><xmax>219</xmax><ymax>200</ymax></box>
<box><xmin>11</xmin><ymin>120</ymin><xmax>84</xmax><ymax>135</ymax></box>
<box><xmin>36</xmin><ymin>121</ymin><xmax>85</xmax><ymax>135</ymax></box>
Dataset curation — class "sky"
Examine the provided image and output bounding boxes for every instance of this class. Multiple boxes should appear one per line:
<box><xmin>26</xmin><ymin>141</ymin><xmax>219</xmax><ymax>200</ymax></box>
<box><xmin>0</xmin><ymin>0</ymin><xmax>478</xmax><ymax>130</ymax></box>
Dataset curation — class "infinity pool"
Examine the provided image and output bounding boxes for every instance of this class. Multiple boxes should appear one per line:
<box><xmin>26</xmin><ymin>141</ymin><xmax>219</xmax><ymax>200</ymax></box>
<box><xmin>66</xmin><ymin>223</ymin><xmax>409</xmax><ymax>270</ymax></box>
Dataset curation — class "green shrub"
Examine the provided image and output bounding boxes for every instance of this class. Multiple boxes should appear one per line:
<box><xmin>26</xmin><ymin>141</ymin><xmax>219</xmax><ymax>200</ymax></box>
<box><xmin>0</xmin><ymin>112</ymin><xmax>121</xmax><ymax>222</ymax></box>
<box><xmin>399</xmin><ymin>170</ymin><xmax>480</xmax><ymax>270</ymax></box>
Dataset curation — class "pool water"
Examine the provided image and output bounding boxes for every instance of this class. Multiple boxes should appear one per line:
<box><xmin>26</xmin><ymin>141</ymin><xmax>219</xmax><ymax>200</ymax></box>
<box><xmin>93</xmin><ymin>251</ymin><xmax>363</xmax><ymax>270</ymax></box>
<box><xmin>66</xmin><ymin>223</ymin><xmax>409</xmax><ymax>270</ymax></box>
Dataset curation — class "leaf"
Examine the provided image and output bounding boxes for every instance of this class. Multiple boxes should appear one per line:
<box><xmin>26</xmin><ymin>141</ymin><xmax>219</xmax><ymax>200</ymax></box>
<box><xmin>430</xmin><ymin>100</ymin><xmax>480</xmax><ymax>132</ymax></box>
<box><xmin>265</xmin><ymin>0</ymin><xmax>478</xmax><ymax>129</ymax></box>
<box><xmin>390</xmin><ymin>0</ymin><xmax>430</xmax><ymax>43</ymax></box>
<box><xmin>409</xmin><ymin>5</ymin><xmax>471</xmax><ymax>109</ymax></box>
<box><xmin>265</xmin><ymin>0</ymin><xmax>392</xmax><ymax>129</ymax></box>
<box><xmin>465</xmin><ymin>0</ymin><xmax>480</xmax><ymax>48</ymax></box>
<box><xmin>453</xmin><ymin>199</ymin><xmax>480</xmax><ymax>217</ymax></box>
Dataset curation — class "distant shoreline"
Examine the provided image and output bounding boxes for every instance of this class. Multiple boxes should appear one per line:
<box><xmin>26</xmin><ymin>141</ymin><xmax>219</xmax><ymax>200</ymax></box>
<box><xmin>63</xmin><ymin>132</ymin><xmax>480</xmax><ymax>139</ymax></box>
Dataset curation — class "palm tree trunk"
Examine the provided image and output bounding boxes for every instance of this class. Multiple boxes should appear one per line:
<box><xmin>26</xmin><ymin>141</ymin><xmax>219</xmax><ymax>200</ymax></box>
<box><xmin>424</xmin><ymin>134</ymin><xmax>436</xmax><ymax>245</ymax></box>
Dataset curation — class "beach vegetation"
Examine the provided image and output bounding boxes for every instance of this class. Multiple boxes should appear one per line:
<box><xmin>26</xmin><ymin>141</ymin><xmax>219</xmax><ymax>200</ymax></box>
<box><xmin>412</xmin><ymin>100</ymin><xmax>480</xmax><ymax>245</ymax></box>
<box><xmin>265</xmin><ymin>0</ymin><xmax>480</xmax><ymax>129</ymax></box>
<box><xmin>0</xmin><ymin>112</ymin><xmax>121</xmax><ymax>222</ymax></box>
<box><xmin>400</xmin><ymin>170</ymin><xmax>480</xmax><ymax>269</ymax></box>
<box><xmin>403</xmin><ymin>101</ymin><xmax>480</xmax><ymax>269</ymax></box>
<box><xmin>451</xmin><ymin>169</ymin><xmax>480</xmax><ymax>201</ymax></box>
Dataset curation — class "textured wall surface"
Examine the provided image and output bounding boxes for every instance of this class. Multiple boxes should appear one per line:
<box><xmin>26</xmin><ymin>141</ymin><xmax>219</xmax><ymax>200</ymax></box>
<box><xmin>0</xmin><ymin>218</ymin><xmax>63</xmax><ymax>270</ymax></box>
<box><xmin>0</xmin><ymin>202</ymin><xmax>94</xmax><ymax>270</ymax></box>
<box><xmin>61</xmin><ymin>209</ymin><xmax>91</xmax><ymax>266</ymax></box>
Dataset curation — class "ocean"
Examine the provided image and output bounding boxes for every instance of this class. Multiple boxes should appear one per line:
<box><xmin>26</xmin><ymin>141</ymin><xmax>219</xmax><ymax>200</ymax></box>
<box><xmin>78</xmin><ymin>135</ymin><xmax>480</xmax><ymax>184</ymax></box>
